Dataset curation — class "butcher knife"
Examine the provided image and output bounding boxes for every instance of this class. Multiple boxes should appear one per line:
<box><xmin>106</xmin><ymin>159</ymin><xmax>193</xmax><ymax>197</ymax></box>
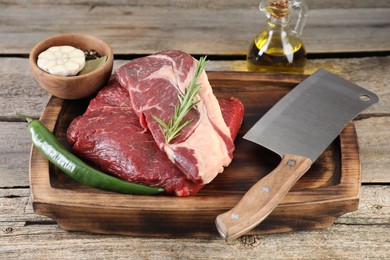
<box><xmin>215</xmin><ymin>69</ymin><xmax>378</xmax><ymax>241</ymax></box>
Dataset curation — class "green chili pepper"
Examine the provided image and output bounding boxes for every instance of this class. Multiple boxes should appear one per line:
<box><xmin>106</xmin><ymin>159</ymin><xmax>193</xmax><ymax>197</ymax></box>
<box><xmin>19</xmin><ymin>113</ymin><xmax>164</xmax><ymax>195</ymax></box>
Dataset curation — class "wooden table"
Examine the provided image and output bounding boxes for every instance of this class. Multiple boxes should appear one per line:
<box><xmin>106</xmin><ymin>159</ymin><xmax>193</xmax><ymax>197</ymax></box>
<box><xmin>1</xmin><ymin>1</ymin><xmax>389</xmax><ymax>258</ymax></box>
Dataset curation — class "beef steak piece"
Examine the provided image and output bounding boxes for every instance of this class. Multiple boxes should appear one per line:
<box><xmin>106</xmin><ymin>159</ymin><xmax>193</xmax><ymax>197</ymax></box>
<box><xmin>115</xmin><ymin>50</ymin><xmax>235</xmax><ymax>184</ymax></box>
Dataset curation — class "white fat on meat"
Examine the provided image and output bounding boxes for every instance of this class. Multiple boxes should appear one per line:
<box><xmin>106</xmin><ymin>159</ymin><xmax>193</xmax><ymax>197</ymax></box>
<box><xmin>163</xmin><ymin>62</ymin><xmax>233</xmax><ymax>184</ymax></box>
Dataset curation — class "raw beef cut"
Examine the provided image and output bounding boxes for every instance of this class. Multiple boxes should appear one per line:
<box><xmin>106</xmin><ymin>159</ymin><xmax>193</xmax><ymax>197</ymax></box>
<box><xmin>219</xmin><ymin>97</ymin><xmax>244</xmax><ymax>141</ymax></box>
<box><xmin>67</xmin><ymin>80</ymin><xmax>244</xmax><ymax>196</ymax></box>
<box><xmin>67</xmin><ymin>80</ymin><xmax>203</xmax><ymax>196</ymax></box>
<box><xmin>115</xmin><ymin>50</ymin><xmax>235</xmax><ymax>184</ymax></box>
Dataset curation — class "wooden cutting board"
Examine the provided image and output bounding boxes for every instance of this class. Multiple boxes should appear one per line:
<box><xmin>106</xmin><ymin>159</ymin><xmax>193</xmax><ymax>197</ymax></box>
<box><xmin>29</xmin><ymin>71</ymin><xmax>360</xmax><ymax>237</ymax></box>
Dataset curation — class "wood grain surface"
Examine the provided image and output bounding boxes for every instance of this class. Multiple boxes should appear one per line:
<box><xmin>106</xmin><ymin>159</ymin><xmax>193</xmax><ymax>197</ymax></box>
<box><xmin>0</xmin><ymin>1</ymin><xmax>389</xmax><ymax>55</ymax></box>
<box><xmin>1</xmin><ymin>186</ymin><xmax>389</xmax><ymax>258</ymax></box>
<box><xmin>1</xmin><ymin>57</ymin><xmax>388</xmax><ymax>188</ymax></box>
<box><xmin>1</xmin><ymin>1</ymin><xmax>389</xmax><ymax>258</ymax></box>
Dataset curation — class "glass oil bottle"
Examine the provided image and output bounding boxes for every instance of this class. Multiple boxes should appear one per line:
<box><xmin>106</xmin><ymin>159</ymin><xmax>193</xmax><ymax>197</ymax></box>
<box><xmin>247</xmin><ymin>0</ymin><xmax>308</xmax><ymax>74</ymax></box>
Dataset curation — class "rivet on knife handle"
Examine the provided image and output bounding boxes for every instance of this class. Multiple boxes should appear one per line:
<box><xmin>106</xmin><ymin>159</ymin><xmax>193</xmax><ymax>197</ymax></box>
<box><xmin>215</xmin><ymin>154</ymin><xmax>312</xmax><ymax>241</ymax></box>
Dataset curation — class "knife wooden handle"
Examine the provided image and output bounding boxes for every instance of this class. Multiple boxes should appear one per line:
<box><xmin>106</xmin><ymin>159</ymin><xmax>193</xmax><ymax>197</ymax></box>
<box><xmin>215</xmin><ymin>154</ymin><xmax>312</xmax><ymax>241</ymax></box>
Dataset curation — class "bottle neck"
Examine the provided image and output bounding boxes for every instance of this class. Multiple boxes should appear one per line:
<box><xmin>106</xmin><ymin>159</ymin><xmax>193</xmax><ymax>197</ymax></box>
<box><xmin>260</xmin><ymin>0</ymin><xmax>308</xmax><ymax>36</ymax></box>
<box><xmin>267</xmin><ymin>16</ymin><xmax>291</xmax><ymax>29</ymax></box>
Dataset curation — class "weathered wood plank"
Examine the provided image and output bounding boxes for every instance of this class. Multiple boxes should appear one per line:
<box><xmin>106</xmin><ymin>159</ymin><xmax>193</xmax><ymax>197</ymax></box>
<box><xmin>2</xmin><ymin>186</ymin><xmax>388</xmax><ymax>227</ymax></box>
<box><xmin>1</xmin><ymin>111</ymin><xmax>389</xmax><ymax>189</ymax></box>
<box><xmin>1</xmin><ymin>57</ymin><xmax>390</xmax><ymax>188</ymax></box>
<box><xmin>0</xmin><ymin>4</ymin><xmax>388</xmax><ymax>54</ymax></box>
<box><xmin>355</xmin><ymin>117</ymin><xmax>390</xmax><ymax>183</ymax></box>
<box><xmin>335</xmin><ymin>185</ymin><xmax>390</xmax><ymax>225</ymax></box>
<box><xmin>1</xmin><ymin>224</ymin><xmax>388</xmax><ymax>259</ymax></box>
<box><xmin>0</xmin><ymin>58</ymin><xmax>50</xmax><ymax>121</ymax></box>
<box><xmin>205</xmin><ymin>56</ymin><xmax>390</xmax><ymax>116</ymax></box>
<box><xmin>1</xmin><ymin>56</ymin><xmax>389</xmax><ymax>120</ymax></box>
<box><xmin>1</xmin><ymin>186</ymin><xmax>389</xmax><ymax>259</ymax></box>
<box><xmin>0</xmin><ymin>122</ymin><xmax>31</xmax><ymax>188</ymax></box>
<box><xmin>0</xmin><ymin>189</ymin><xmax>49</xmax><ymax>223</ymax></box>
<box><xmin>3</xmin><ymin>0</ymin><xmax>390</xmax><ymax>9</ymax></box>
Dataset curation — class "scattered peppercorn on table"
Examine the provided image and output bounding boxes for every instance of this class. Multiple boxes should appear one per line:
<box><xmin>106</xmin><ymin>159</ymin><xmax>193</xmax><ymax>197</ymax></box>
<box><xmin>1</xmin><ymin>1</ymin><xmax>390</xmax><ymax>259</ymax></box>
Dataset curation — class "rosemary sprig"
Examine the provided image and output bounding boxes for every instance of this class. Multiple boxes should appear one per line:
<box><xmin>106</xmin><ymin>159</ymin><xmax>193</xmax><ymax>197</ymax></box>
<box><xmin>153</xmin><ymin>56</ymin><xmax>208</xmax><ymax>143</ymax></box>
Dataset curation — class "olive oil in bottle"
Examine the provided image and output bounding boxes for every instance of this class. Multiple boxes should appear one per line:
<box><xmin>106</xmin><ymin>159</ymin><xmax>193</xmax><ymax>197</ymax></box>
<box><xmin>247</xmin><ymin>0</ymin><xmax>308</xmax><ymax>74</ymax></box>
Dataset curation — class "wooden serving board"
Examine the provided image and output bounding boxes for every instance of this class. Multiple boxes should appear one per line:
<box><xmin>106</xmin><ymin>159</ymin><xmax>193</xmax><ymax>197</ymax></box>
<box><xmin>29</xmin><ymin>71</ymin><xmax>360</xmax><ymax>237</ymax></box>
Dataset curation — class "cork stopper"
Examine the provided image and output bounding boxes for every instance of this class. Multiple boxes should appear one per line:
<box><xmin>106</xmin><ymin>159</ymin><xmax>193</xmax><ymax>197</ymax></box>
<box><xmin>268</xmin><ymin>0</ymin><xmax>290</xmax><ymax>18</ymax></box>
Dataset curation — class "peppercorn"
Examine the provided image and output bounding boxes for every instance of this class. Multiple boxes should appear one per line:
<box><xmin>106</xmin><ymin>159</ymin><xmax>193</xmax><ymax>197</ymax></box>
<box><xmin>84</xmin><ymin>49</ymin><xmax>101</xmax><ymax>60</ymax></box>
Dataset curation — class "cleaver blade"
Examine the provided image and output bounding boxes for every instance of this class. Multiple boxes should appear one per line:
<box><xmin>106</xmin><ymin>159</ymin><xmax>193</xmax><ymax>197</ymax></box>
<box><xmin>215</xmin><ymin>69</ymin><xmax>378</xmax><ymax>241</ymax></box>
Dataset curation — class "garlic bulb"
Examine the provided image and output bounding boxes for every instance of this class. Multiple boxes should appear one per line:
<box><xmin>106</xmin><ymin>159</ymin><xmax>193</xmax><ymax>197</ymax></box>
<box><xmin>37</xmin><ymin>46</ymin><xmax>86</xmax><ymax>76</ymax></box>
